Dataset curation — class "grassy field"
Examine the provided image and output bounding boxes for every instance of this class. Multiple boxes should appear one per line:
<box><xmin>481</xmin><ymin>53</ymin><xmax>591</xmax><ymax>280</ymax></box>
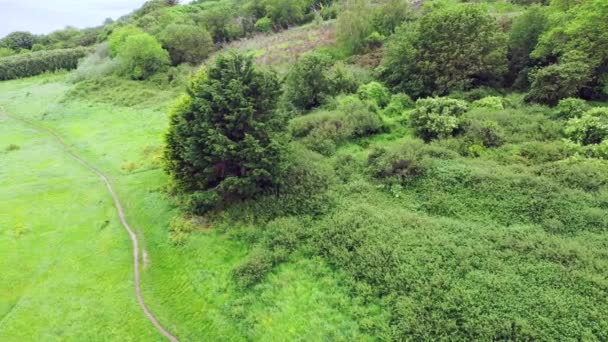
<box><xmin>0</xmin><ymin>74</ymin><xmax>374</xmax><ymax>340</ymax></box>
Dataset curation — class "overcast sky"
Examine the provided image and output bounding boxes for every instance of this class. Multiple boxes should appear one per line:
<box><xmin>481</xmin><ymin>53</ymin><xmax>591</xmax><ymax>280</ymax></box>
<box><xmin>0</xmin><ymin>0</ymin><xmax>148</xmax><ymax>37</ymax></box>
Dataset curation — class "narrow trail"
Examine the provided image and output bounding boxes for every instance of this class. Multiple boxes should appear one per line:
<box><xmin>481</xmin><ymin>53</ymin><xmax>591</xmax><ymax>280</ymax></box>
<box><xmin>5</xmin><ymin>113</ymin><xmax>179</xmax><ymax>342</ymax></box>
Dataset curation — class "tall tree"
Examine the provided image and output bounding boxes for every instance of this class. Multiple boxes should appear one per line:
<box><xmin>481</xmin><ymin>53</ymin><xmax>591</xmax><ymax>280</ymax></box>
<box><xmin>379</xmin><ymin>4</ymin><xmax>507</xmax><ymax>98</ymax></box>
<box><xmin>164</xmin><ymin>53</ymin><xmax>286</xmax><ymax>212</ymax></box>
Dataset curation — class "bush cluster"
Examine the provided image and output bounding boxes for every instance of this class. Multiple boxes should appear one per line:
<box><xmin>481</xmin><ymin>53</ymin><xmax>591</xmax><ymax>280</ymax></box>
<box><xmin>0</xmin><ymin>47</ymin><xmax>89</xmax><ymax>80</ymax></box>
<box><xmin>410</xmin><ymin>97</ymin><xmax>469</xmax><ymax>142</ymax></box>
<box><xmin>290</xmin><ymin>96</ymin><xmax>384</xmax><ymax>155</ymax></box>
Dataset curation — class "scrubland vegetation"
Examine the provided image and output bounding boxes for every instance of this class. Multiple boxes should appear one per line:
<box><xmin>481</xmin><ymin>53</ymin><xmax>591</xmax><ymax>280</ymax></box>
<box><xmin>2</xmin><ymin>0</ymin><xmax>608</xmax><ymax>340</ymax></box>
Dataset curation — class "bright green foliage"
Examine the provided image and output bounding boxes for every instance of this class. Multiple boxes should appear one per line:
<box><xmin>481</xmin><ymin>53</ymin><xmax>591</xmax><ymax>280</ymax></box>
<box><xmin>284</xmin><ymin>52</ymin><xmax>334</xmax><ymax>111</ymax></box>
<box><xmin>0</xmin><ymin>47</ymin><xmax>16</xmax><ymax>57</ymax></box>
<box><xmin>116</xmin><ymin>33</ymin><xmax>170</xmax><ymax>80</ymax></box>
<box><xmin>255</xmin><ymin>17</ymin><xmax>273</xmax><ymax>32</ymax></box>
<box><xmin>367</xmin><ymin>141</ymin><xmax>430</xmax><ymax>185</ymax></box>
<box><xmin>565</xmin><ymin>108</ymin><xmax>608</xmax><ymax>146</ymax></box>
<box><xmin>1</xmin><ymin>31</ymin><xmax>35</xmax><ymax>51</ymax></box>
<box><xmin>410</xmin><ymin>97</ymin><xmax>469</xmax><ymax>142</ymax></box>
<box><xmin>290</xmin><ymin>96</ymin><xmax>384</xmax><ymax>155</ymax></box>
<box><xmin>357</xmin><ymin>82</ymin><xmax>390</xmax><ymax>108</ymax></box>
<box><xmin>107</xmin><ymin>26</ymin><xmax>145</xmax><ymax>57</ymax></box>
<box><xmin>554</xmin><ymin>98</ymin><xmax>590</xmax><ymax>119</ymax></box>
<box><xmin>507</xmin><ymin>6</ymin><xmax>549</xmax><ymax>89</ymax></box>
<box><xmin>371</xmin><ymin>0</ymin><xmax>410</xmax><ymax>36</ymax></box>
<box><xmin>462</xmin><ymin>119</ymin><xmax>505</xmax><ymax>149</ymax></box>
<box><xmin>164</xmin><ymin>53</ymin><xmax>286</xmax><ymax>210</ymax></box>
<box><xmin>261</xmin><ymin>0</ymin><xmax>310</xmax><ymax>29</ymax></box>
<box><xmin>0</xmin><ymin>47</ymin><xmax>89</xmax><ymax>81</ymax></box>
<box><xmin>525</xmin><ymin>52</ymin><xmax>592</xmax><ymax>106</ymax></box>
<box><xmin>380</xmin><ymin>5</ymin><xmax>507</xmax><ymax>98</ymax></box>
<box><xmin>534</xmin><ymin>0</ymin><xmax>608</xmax><ymax>96</ymax></box>
<box><xmin>160</xmin><ymin>24</ymin><xmax>214</xmax><ymax>65</ymax></box>
<box><xmin>471</xmin><ymin>96</ymin><xmax>506</xmax><ymax>110</ymax></box>
<box><xmin>336</xmin><ymin>0</ymin><xmax>374</xmax><ymax>54</ymax></box>
<box><xmin>198</xmin><ymin>5</ymin><xmax>244</xmax><ymax>43</ymax></box>
<box><xmin>384</xmin><ymin>93</ymin><xmax>414</xmax><ymax>117</ymax></box>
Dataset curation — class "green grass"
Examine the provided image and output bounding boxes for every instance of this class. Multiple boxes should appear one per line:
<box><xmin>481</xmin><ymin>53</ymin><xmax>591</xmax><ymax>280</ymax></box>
<box><xmin>0</xmin><ymin>73</ymin><xmax>372</xmax><ymax>340</ymax></box>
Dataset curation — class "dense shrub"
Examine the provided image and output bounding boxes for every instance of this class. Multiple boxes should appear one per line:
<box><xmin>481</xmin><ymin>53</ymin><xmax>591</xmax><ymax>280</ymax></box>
<box><xmin>565</xmin><ymin>108</ymin><xmax>608</xmax><ymax>146</ymax></box>
<box><xmin>164</xmin><ymin>53</ymin><xmax>286</xmax><ymax>211</ymax></box>
<box><xmin>0</xmin><ymin>47</ymin><xmax>15</xmax><ymax>57</ymax></box>
<box><xmin>336</xmin><ymin>0</ymin><xmax>374</xmax><ymax>54</ymax></box>
<box><xmin>464</xmin><ymin>107</ymin><xmax>562</xmax><ymax>144</ymax></box>
<box><xmin>0</xmin><ymin>47</ymin><xmax>89</xmax><ymax>81</ymax></box>
<box><xmin>380</xmin><ymin>5</ymin><xmax>507</xmax><ymax>98</ymax></box>
<box><xmin>525</xmin><ymin>52</ymin><xmax>593</xmax><ymax>106</ymax></box>
<box><xmin>291</xmin><ymin>96</ymin><xmax>384</xmax><ymax>155</ymax></box>
<box><xmin>254</xmin><ymin>17</ymin><xmax>273</xmax><ymax>33</ymax></box>
<box><xmin>357</xmin><ymin>82</ymin><xmax>390</xmax><ymax>108</ymax></box>
<box><xmin>284</xmin><ymin>52</ymin><xmax>334</xmax><ymax>111</ymax></box>
<box><xmin>160</xmin><ymin>24</ymin><xmax>214</xmax><ymax>65</ymax></box>
<box><xmin>553</xmin><ymin>98</ymin><xmax>590</xmax><ymax>119</ymax></box>
<box><xmin>367</xmin><ymin>141</ymin><xmax>430</xmax><ymax>185</ymax></box>
<box><xmin>384</xmin><ymin>94</ymin><xmax>414</xmax><ymax>117</ymax></box>
<box><xmin>327</xmin><ymin>61</ymin><xmax>361</xmax><ymax>95</ymax></box>
<box><xmin>533</xmin><ymin>0</ymin><xmax>608</xmax><ymax>98</ymax></box>
<box><xmin>410</xmin><ymin>97</ymin><xmax>469</xmax><ymax>142</ymax></box>
<box><xmin>225</xmin><ymin>145</ymin><xmax>336</xmax><ymax>220</ymax></box>
<box><xmin>517</xmin><ymin>140</ymin><xmax>574</xmax><ymax>164</ymax></box>
<box><xmin>471</xmin><ymin>96</ymin><xmax>506</xmax><ymax>110</ymax></box>
<box><xmin>107</xmin><ymin>26</ymin><xmax>145</xmax><ymax>57</ymax></box>
<box><xmin>168</xmin><ymin>215</ymin><xmax>197</xmax><ymax>246</ymax></box>
<box><xmin>540</xmin><ymin>158</ymin><xmax>608</xmax><ymax>192</ymax></box>
<box><xmin>507</xmin><ymin>6</ymin><xmax>548</xmax><ymax>89</ymax></box>
<box><xmin>116</xmin><ymin>33</ymin><xmax>170</xmax><ymax>80</ymax></box>
<box><xmin>233</xmin><ymin>248</ymin><xmax>275</xmax><ymax>287</ymax></box>
<box><xmin>371</xmin><ymin>0</ymin><xmax>410</xmax><ymax>36</ymax></box>
<box><xmin>462</xmin><ymin>119</ymin><xmax>505</xmax><ymax>149</ymax></box>
<box><xmin>1</xmin><ymin>31</ymin><xmax>35</xmax><ymax>51</ymax></box>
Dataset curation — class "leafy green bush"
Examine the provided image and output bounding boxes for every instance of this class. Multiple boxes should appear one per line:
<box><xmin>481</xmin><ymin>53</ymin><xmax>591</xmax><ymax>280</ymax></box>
<box><xmin>1</xmin><ymin>31</ymin><xmax>34</xmax><ymax>51</ymax></box>
<box><xmin>291</xmin><ymin>96</ymin><xmax>384</xmax><ymax>155</ymax></box>
<box><xmin>410</xmin><ymin>97</ymin><xmax>469</xmax><ymax>142</ymax></box>
<box><xmin>116</xmin><ymin>33</ymin><xmax>170</xmax><ymax>80</ymax></box>
<box><xmin>357</xmin><ymin>82</ymin><xmax>390</xmax><ymax>108</ymax></box>
<box><xmin>328</xmin><ymin>61</ymin><xmax>361</xmax><ymax>95</ymax></box>
<box><xmin>383</xmin><ymin>94</ymin><xmax>414</xmax><ymax>117</ymax></box>
<box><xmin>0</xmin><ymin>47</ymin><xmax>15</xmax><ymax>57</ymax></box>
<box><xmin>168</xmin><ymin>215</ymin><xmax>197</xmax><ymax>246</ymax></box>
<box><xmin>540</xmin><ymin>158</ymin><xmax>608</xmax><ymax>192</ymax></box>
<box><xmin>284</xmin><ymin>52</ymin><xmax>334</xmax><ymax>111</ymax></box>
<box><xmin>553</xmin><ymin>98</ymin><xmax>590</xmax><ymax>119</ymax></box>
<box><xmin>462</xmin><ymin>119</ymin><xmax>505</xmax><ymax>149</ymax></box>
<box><xmin>336</xmin><ymin>0</ymin><xmax>374</xmax><ymax>54</ymax></box>
<box><xmin>165</xmin><ymin>53</ymin><xmax>285</xmax><ymax>211</ymax></box>
<box><xmin>160</xmin><ymin>24</ymin><xmax>214</xmax><ymax>65</ymax></box>
<box><xmin>233</xmin><ymin>248</ymin><xmax>275</xmax><ymax>288</ymax></box>
<box><xmin>565</xmin><ymin>108</ymin><xmax>608</xmax><ymax>145</ymax></box>
<box><xmin>0</xmin><ymin>47</ymin><xmax>89</xmax><ymax>80</ymax></box>
<box><xmin>107</xmin><ymin>25</ymin><xmax>145</xmax><ymax>57</ymax></box>
<box><xmin>471</xmin><ymin>96</ymin><xmax>506</xmax><ymax>110</ymax></box>
<box><xmin>507</xmin><ymin>6</ymin><xmax>548</xmax><ymax>89</ymax></box>
<box><xmin>517</xmin><ymin>140</ymin><xmax>574</xmax><ymax>164</ymax></box>
<box><xmin>254</xmin><ymin>17</ymin><xmax>273</xmax><ymax>32</ymax></box>
<box><xmin>367</xmin><ymin>141</ymin><xmax>430</xmax><ymax>185</ymax></box>
<box><xmin>525</xmin><ymin>52</ymin><xmax>593</xmax><ymax>106</ymax></box>
<box><xmin>380</xmin><ymin>4</ymin><xmax>507</xmax><ymax>98</ymax></box>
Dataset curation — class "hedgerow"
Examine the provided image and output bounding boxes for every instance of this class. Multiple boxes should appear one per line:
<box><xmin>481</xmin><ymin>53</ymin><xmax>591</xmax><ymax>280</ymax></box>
<box><xmin>0</xmin><ymin>47</ymin><xmax>89</xmax><ymax>80</ymax></box>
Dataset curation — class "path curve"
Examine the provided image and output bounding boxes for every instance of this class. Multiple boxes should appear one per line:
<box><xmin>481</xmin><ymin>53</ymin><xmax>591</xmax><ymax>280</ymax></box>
<box><xmin>6</xmin><ymin>113</ymin><xmax>179</xmax><ymax>342</ymax></box>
